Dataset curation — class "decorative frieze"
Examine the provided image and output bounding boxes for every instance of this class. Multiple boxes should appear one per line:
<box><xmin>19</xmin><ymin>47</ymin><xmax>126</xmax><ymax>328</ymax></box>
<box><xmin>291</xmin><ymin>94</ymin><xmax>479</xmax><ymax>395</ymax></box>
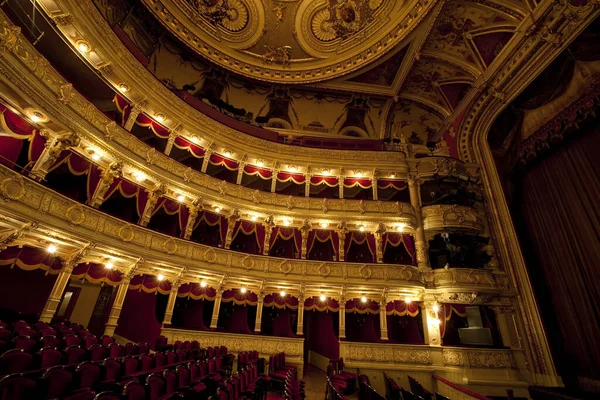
<box><xmin>339</xmin><ymin>341</ymin><xmax>432</xmax><ymax>365</ymax></box>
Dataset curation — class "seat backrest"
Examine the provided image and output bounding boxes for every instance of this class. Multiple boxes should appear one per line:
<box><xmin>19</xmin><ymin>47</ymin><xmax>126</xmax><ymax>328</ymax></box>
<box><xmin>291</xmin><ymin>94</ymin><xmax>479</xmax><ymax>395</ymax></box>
<box><xmin>208</xmin><ymin>358</ymin><xmax>216</xmax><ymax>373</ymax></box>
<box><xmin>12</xmin><ymin>321</ymin><xmax>28</xmax><ymax>331</ymax></box>
<box><xmin>41</xmin><ymin>335</ymin><xmax>61</xmax><ymax>349</ymax></box>
<box><xmin>83</xmin><ymin>335</ymin><xmax>98</xmax><ymax>350</ymax></box>
<box><xmin>40</xmin><ymin>347</ymin><xmax>63</xmax><ymax>369</ymax></box>
<box><xmin>173</xmin><ymin>340</ymin><xmax>183</xmax><ymax>351</ymax></box>
<box><xmin>40</xmin><ymin>328</ymin><xmax>57</xmax><ymax>337</ymax></box>
<box><xmin>108</xmin><ymin>343</ymin><xmax>123</xmax><ymax>358</ymax></box>
<box><xmin>0</xmin><ymin>373</ymin><xmax>38</xmax><ymax>400</ymax></box>
<box><xmin>42</xmin><ymin>365</ymin><xmax>74</xmax><ymax>399</ymax></box>
<box><xmin>166</xmin><ymin>350</ymin><xmax>177</xmax><ymax>365</ymax></box>
<box><xmin>176</xmin><ymin>350</ymin><xmax>187</xmax><ymax>362</ymax></box>
<box><xmin>155</xmin><ymin>352</ymin><xmax>167</xmax><ymax>367</ymax></box>
<box><xmin>94</xmin><ymin>391</ymin><xmax>120</xmax><ymax>400</ymax></box>
<box><xmin>146</xmin><ymin>373</ymin><xmax>165</xmax><ymax>400</ymax></box>
<box><xmin>138</xmin><ymin>342</ymin><xmax>149</xmax><ymax>355</ymax></box>
<box><xmin>102</xmin><ymin>358</ymin><xmax>122</xmax><ymax>382</ymax></box>
<box><xmin>155</xmin><ymin>335</ymin><xmax>168</xmax><ymax>351</ymax></box>
<box><xmin>89</xmin><ymin>344</ymin><xmax>106</xmax><ymax>362</ymax></box>
<box><xmin>1</xmin><ymin>349</ymin><xmax>33</xmax><ymax>374</ymax></box>
<box><xmin>65</xmin><ymin>345</ymin><xmax>86</xmax><ymax>364</ymax></box>
<box><xmin>64</xmin><ymin>334</ymin><xmax>82</xmax><ymax>348</ymax></box>
<box><xmin>123</xmin><ymin>356</ymin><xmax>139</xmax><ymax>376</ymax></box>
<box><xmin>100</xmin><ymin>335</ymin><xmax>114</xmax><ymax>347</ymax></box>
<box><xmin>16</xmin><ymin>327</ymin><xmax>36</xmax><ymax>339</ymax></box>
<box><xmin>183</xmin><ymin>341</ymin><xmax>192</xmax><ymax>351</ymax></box>
<box><xmin>176</xmin><ymin>365</ymin><xmax>189</xmax><ymax>388</ymax></box>
<box><xmin>12</xmin><ymin>336</ymin><xmax>36</xmax><ymax>351</ymax></box>
<box><xmin>125</xmin><ymin>342</ymin><xmax>137</xmax><ymax>356</ymax></box>
<box><xmin>76</xmin><ymin>361</ymin><xmax>101</xmax><ymax>390</ymax></box>
<box><xmin>191</xmin><ymin>340</ymin><xmax>199</xmax><ymax>350</ymax></box>
<box><xmin>123</xmin><ymin>380</ymin><xmax>146</xmax><ymax>400</ymax></box>
<box><xmin>163</xmin><ymin>369</ymin><xmax>177</xmax><ymax>395</ymax></box>
<box><xmin>140</xmin><ymin>354</ymin><xmax>154</xmax><ymax>371</ymax></box>
<box><xmin>0</xmin><ymin>328</ymin><xmax>11</xmax><ymax>341</ymax></box>
<box><xmin>198</xmin><ymin>361</ymin><xmax>208</xmax><ymax>377</ymax></box>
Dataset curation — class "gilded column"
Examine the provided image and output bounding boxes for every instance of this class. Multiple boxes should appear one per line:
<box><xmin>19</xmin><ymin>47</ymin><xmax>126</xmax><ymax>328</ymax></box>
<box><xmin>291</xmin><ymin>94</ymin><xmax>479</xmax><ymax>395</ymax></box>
<box><xmin>375</xmin><ymin>223</ymin><xmax>386</xmax><ymax>263</ymax></box>
<box><xmin>339</xmin><ymin>298</ymin><xmax>346</xmax><ymax>339</ymax></box>
<box><xmin>201</xmin><ymin>150</ymin><xmax>212</xmax><ymax>173</ymax></box>
<box><xmin>87</xmin><ymin>161</ymin><xmax>122</xmax><ymax>208</ymax></box>
<box><xmin>339</xmin><ymin>175</ymin><xmax>344</xmax><ymax>199</ymax></box>
<box><xmin>379</xmin><ymin>298</ymin><xmax>389</xmax><ymax>341</ymax></box>
<box><xmin>224</xmin><ymin>210</ymin><xmax>240</xmax><ymax>249</ymax></box>
<box><xmin>421</xmin><ymin>300</ymin><xmax>441</xmax><ymax>346</ymax></box>
<box><xmin>39</xmin><ymin>245</ymin><xmax>91</xmax><ymax>322</ymax></box>
<box><xmin>492</xmin><ymin>305</ymin><xmax>519</xmax><ymax>349</ymax></box>
<box><xmin>30</xmin><ymin>131</ymin><xmax>80</xmax><ymax>181</ymax></box>
<box><xmin>254</xmin><ymin>291</ymin><xmax>265</xmax><ymax>333</ymax></box>
<box><xmin>372</xmin><ymin>176</ymin><xmax>378</xmax><ymax>201</ymax></box>
<box><xmin>183</xmin><ymin>200</ymin><xmax>201</xmax><ymax>240</ymax></box>
<box><xmin>305</xmin><ymin>174</ymin><xmax>311</xmax><ymax>197</ymax></box>
<box><xmin>337</xmin><ymin>222</ymin><xmax>347</xmax><ymax>262</ymax></box>
<box><xmin>408</xmin><ymin>175</ymin><xmax>430</xmax><ymax>270</ymax></box>
<box><xmin>296</xmin><ymin>293</ymin><xmax>305</xmax><ymax>336</ymax></box>
<box><xmin>164</xmin><ymin>129</ymin><xmax>178</xmax><ymax>156</ymax></box>
<box><xmin>162</xmin><ymin>281</ymin><xmax>181</xmax><ymax>326</ymax></box>
<box><xmin>300</xmin><ymin>220</ymin><xmax>310</xmax><ymax>259</ymax></box>
<box><xmin>210</xmin><ymin>288</ymin><xmax>224</xmax><ymax>329</ymax></box>
<box><xmin>263</xmin><ymin>219</ymin><xmax>274</xmax><ymax>256</ymax></box>
<box><xmin>124</xmin><ymin>101</ymin><xmax>147</xmax><ymax>131</ymax></box>
<box><xmin>271</xmin><ymin>170</ymin><xmax>279</xmax><ymax>193</ymax></box>
<box><xmin>138</xmin><ymin>185</ymin><xmax>165</xmax><ymax>227</ymax></box>
<box><xmin>104</xmin><ymin>275</ymin><xmax>131</xmax><ymax>336</ymax></box>
<box><xmin>236</xmin><ymin>162</ymin><xmax>245</xmax><ymax>185</ymax></box>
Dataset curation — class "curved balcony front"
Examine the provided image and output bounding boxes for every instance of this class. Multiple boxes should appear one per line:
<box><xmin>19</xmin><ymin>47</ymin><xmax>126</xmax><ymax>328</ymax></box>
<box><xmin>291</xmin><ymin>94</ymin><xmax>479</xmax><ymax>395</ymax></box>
<box><xmin>421</xmin><ymin>204</ymin><xmax>485</xmax><ymax>233</ymax></box>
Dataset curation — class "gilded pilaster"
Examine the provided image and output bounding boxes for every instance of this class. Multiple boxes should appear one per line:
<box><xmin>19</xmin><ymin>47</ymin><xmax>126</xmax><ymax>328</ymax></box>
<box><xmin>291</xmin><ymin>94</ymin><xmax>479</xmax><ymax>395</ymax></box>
<box><xmin>87</xmin><ymin>161</ymin><xmax>122</xmax><ymax>208</ymax></box>
<box><xmin>162</xmin><ymin>280</ymin><xmax>181</xmax><ymax>326</ymax></box>
<box><xmin>296</xmin><ymin>293</ymin><xmax>305</xmax><ymax>336</ymax></box>
<box><xmin>408</xmin><ymin>175</ymin><xmax>430</xmax><ymax>270</ymax></box>
<box><xmin>254</xmin><ymin>290</ymin><xmax>265</xmax><ymax>332</ymax></box>
<box><xmin>263</xmin><ymin>219</ymin><xmax>274</xmax><ymax>256</ymax></box>
<box><xmin>138</xmin><ymin>185</ymin><xmax>165</xmax><ymax>227</ymax></box>
<box><xmin>375</xmin><ymin>223</ymin><xmax>386</xmax><ymax>263</ymax></box>
<box><xmin>210</xmin><ymin>287</ymin><xmax>224</xmax><ymax>329</ymax></box>
<box><xmin>337</xmin><ymin>222</ymin><xmax>347</xmax><ymax>262</ymax></box>
<box><xmin>104</xmin><ymin>275</ymin><xmax>131</xmax><ymax>336</ymax></box>
<box><xmin>339</xmin><ymin>297</ymin><xmax>346</xmax><ymax>339</ymax></box>
<box><xmin>379</xmin><ymin>298</ymin><xmax>389</xmax><ymax>341</ymax></box>
<box><xmin>29</xmin><ymin>131</ymin><xmax>80</xmax><ymax>181</ymax></box>
<box><xmin>300</xmin><ymin>220</ymin><xmax>310</xmax><ymax>259</ymax></box>
<box><xmin>421</xmin><ymin>300</ymin><xmax>441</xmax><ymax>347</ymax></box>
<box><xmin>124</xmin><ymin>101</ymin><xmax>146</xmax><ymax>131</ymax></box>
<box><xmin>224</xmin><ymin>209</ymin><xmax>240</xmax><ymax>249</ymax></box>
<box><xmin>183</xmin><ymin>200</ymin><xmax>201</xmax><ymax>240</ymax></box>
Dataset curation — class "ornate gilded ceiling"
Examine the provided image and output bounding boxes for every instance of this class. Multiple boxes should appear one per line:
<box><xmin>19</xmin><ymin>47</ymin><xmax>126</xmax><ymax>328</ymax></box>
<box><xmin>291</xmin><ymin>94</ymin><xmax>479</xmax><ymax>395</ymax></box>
<box><xmin>139</xmin><ymin>0</ymin><xmax>527</xmax><ymax>142</ymax></box>
<box><xmin>144</xmin><ymin>0</ymin><xmax>429</xmax><ymax>83</ymax></box>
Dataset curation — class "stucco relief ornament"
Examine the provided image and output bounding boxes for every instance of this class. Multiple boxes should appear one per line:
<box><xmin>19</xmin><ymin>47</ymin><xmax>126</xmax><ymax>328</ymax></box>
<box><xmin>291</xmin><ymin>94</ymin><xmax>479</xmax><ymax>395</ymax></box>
<box><xmin>262</xmin><ymin>45</ymin><xmax>292</xmax><ymax>68</ymax></box>
<box><xmin>188</xmin><ymin>0</ymin><xmax>249</xmax><ymax>32</ymax></box>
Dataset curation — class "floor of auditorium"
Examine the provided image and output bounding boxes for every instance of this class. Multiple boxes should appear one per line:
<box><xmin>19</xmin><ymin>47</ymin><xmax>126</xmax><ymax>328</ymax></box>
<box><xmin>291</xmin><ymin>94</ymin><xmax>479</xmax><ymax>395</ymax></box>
<box><xmin>266</xmin><ymin>364</ymin><xmax>360</xmax><ymax>400</ymax></box>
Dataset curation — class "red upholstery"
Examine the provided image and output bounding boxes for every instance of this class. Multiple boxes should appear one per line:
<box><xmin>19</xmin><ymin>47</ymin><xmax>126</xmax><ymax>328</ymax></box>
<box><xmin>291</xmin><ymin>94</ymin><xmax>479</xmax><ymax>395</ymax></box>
<box><xmin>146</xmin><ymin>373</ymin><xmax>165</xmax><ymax>400</ymax></box>
<box><xmin>102</xmin><ymin>358</ymin><xmax>122</xmax><ymax>382</ymax></box>
<box><xmin>89</xmin><ymin>344</ymin><xmax>106</xmax><ymax>362</ymax></box>
<box><xmin>100</xmin><ymin>335</ymin><xmax>114</xmax><ymax>347</ymax></box>
<box><xmin>140</xmin><ymin>354</ymin><xmax>154</xmax><ymax>371</ymax></box>
<box><xmin>123</xmin><ymin>380</ymin><xmax>146</xmax><ymax>400</ymax></box>
<box><xmin>83</xmin><ymin>335</ymin><xmax>98</xmax><ymax>350</ymax></box>
<box><xmin>43</xmin><ymin>365</ymin><xmax>74</xmax><ymax>398</ymax></box>
<box><xmin>40</xmin><ymin>347</ymin><xmax>63</xmax><ymax>369</ymax></box>
<box><xmin>41</xmin><ymin>335</ymin><xmax>61</xmax><ymax>348</ymax></box>
<box><xmin>108</xmin><ymin>343</ymin><xmax>123</xmax><ymax>358</ymax></box>
<box><xmin>163</xmin><ymin>369</ymin><xmax>177</xmax><ymax>396</ymax></box>
<box><xmin>76</xmin><ymin>361</ymin><xmax>101</xmax><ymax>390</ymax></box>
<box><xmin>0</xmin><ymin>374</ymin><xmax>37</xmax><ymax>400</ymax></box>
<box><xmin>12</xmin><ymin>336</ymin><xmax>36</xmax><ymax>351</ymax></box>
<box><xmin>65</xmin><ymin>346</ymin><xmax>86</xmax><ymax>364</ymax></box>
<box><xmin>64</xmin><ymin>334</ymin><xmax>82</xmax><ymax>347</ymax></box>
<box><xmin>0</xmin><ymin>349</ymin><xmax>33</xmax><ymax>374</ymax></box>
<box><xmin>123</xmin><ymin>357</ymin><xmax>139</xmax><ymax>376</ymax></box>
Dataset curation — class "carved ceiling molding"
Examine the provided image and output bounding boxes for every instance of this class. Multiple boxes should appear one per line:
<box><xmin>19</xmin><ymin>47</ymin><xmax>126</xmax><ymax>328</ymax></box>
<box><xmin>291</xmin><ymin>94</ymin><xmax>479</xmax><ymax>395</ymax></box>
<box><xmin>142</xmin><ymin>0</ymin><xmax>438</xmax><ymax>83</ymax></box>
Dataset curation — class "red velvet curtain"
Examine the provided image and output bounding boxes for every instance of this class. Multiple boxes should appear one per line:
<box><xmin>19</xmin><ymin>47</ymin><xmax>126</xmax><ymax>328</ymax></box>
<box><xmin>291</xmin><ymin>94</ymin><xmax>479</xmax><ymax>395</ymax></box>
<box><xmin>0</xmin><ymin>246</ymin><xmax>63</xmax><ymax>273</ymax></box>
<box><xmin>345</xmin><ymin>232</ymin><xmax>376</xmax><ymax>263</ymax></box>
<box><xmin>113</xmin><ymin>94</ymin><xmax>130</xmax><ymax>126</ymax></box>
<box><xmin>307</xmin><ymin>230</ymin><xmax>339</xmax><ymax>261</ymax></box>
<box><xmin>129</xmin><ymin>274</ymin><xmax>172</xmax><ymax>295</ymax></box>
<box><xmin>0</xmin><ymin>265</ymin><xmax>57</xmax><ymax>316</ymax></box>
<box><xmin>135</xmin><ymin>113</ymin><xmax>170</xmax><ymax>138</ymax></box>
<box><xmin>268</xmin><ymin>227</ymin><xmax>299</xmax><ymax>258</ymax></box>
<box><xmin>515</xmin><ymin>125</ymin><xmax>600</xmax><ymax>383</ymax></box>
<box><xmin>71</xmin><ymin>263</ymin><xmax>123</xmax><ymax>286</ymax></box>
<box><xmin>304</xmin><ymin>308</ymin><xmax>339</xmax><ymax>359</ymax></box>
<box><xmin>383</xmin><ymin>233</ymin><xmax>417</xmax><ymax>265</ymax></box>
<box><xmin>231</xmin><ymin>221</ymin><xmax>264</xmax><ymax>254</ymax></box>
<box><xmin>173</xmin><ymin>137</ymin><xmax>205</xmax><ymax>158</ymax></box>
<box><xmin>276</xmin><ymin>172</ymin><xmax>305</xmax><ymax>184</ymax></box>
<box><xmin>115</xmin><ymin>289</ymin><xmax>163</xmax><ymax>348</ymax></box>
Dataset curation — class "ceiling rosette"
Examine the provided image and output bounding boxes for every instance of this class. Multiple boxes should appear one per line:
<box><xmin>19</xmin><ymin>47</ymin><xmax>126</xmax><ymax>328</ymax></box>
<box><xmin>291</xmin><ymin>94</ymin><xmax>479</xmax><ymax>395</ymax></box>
<box><xmin>141</xmin><ymin>0</ymin><xmax>438</xmax><ymax>83</ymax></box>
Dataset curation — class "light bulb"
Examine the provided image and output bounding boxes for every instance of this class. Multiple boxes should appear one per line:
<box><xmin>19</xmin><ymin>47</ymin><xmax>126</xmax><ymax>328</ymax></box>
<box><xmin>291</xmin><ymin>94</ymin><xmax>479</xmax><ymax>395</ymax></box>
<box><xmin>200</xmin><ymin>281</ymin><xmax>207</xmax><ymax>288</ymax></box>
<box><xmin>133</xmin><ymin>171</ymin><xmax>146</xmax><ymax>182</ymax></box>
<box><xmin>47</xmin><ymin>244</ymin><xmax>57</xmax><ymax>254</ymax></box>
<box><xmin>250</xmin><ymin>215</ymin><xmax>258</xmax><ymax>222</ymax></box>
<box><xmin>157</xmin><ymin>274</ymin><xmax>165</xmax><ymax>281</ymax></box>
<box><xmin>405</xmin><ymin>297</ymin><xmax>412</xmax><ymax>304</ymax></box>
<box><xmin>283</xmin><ymin>219</ymin><xmax>291</xmax><ymax>226</ymax></box>
<box><xmin>359</xmin><ymin>225</ymin><xmax>365</xmax><ymax>232</ymax></box>
<box><xmin>30</xmin><ymin>113</ymin><xmax>41</xmax><ymax>123</ymax></box>
<box><xmin>191</xmin><ymin>136</ymin><xmax>200</xmax><ymax>144</ymax></box>
<box><xmin>177</xmin><ymin>194</ymin><xmax>185</xmax><ymax>202</ymax></box>
<box><xmin>224</xmin><ymin>151</ymin><xmax>232</xmax><ymax>158</ymax></box>
<box><xmin>256</xmin><ymin>160</ymin><xmax>264</xmax><ymax>167</ymax></box>
<box><xmin>91</xmin><ymin>152</ymin><xmax>101</xmax><ymax>161</ymax></box>
<box><xmin>78</xmin><ymin>41</ymin><xmax>90</xmax><ymax>53</ymax></box>
<box><xmin>322</xmin><ymin>169</ymin><xmax>330</xmax><ymax>176</ymax></box>
<box><xmin>105</xmin><ymin>262</ymin><xmax>114</xmax><ymax>270</ymax></box>
<box><xmin>319</xmin><ymin>294</ymin><xmax>326</xmax><ymax>302</ymax></box>
<box><xmin>214</xmin><ymin>206</ymin><xmax>222</xmax><ymax>213</ymax></box>
<box><xmin>361</xmin><ymin>296</ymin><xmax>367</xmax><ymax>303</ymax></box>
<box><xmin>240</xmin><ymin>287</ymin><xmax>247</xmax><ymax>294</ymax></box>
<box><xmin>396</xmin><ymin>223</ymin><xmax>406</xmax><ymax>232</ymax></box>
<box><xmin>288</xmin><ymin>166</ymin><xmax>297</xmax><ymax>172</ymax></box>
<box><xmin>280</xmin><ymin>290</ymin><xmax>286</xmax><ymax>297</ymax></box>
<box><xmin>432</xmin><ymin>305</ymin><xmax>440</xmax><ymax>313</ymax></box>
<box><xmin>118</xmin><ymin>84</ymin><xmax>129</xmax><ymax>93</ymax></box>
<box><xmin>155</xmin><ymin>114</ymin><xmax>166</xmax><ymax>123</ymax></box>
<box><xmin>389</xmin><ymin>173</ymin><xmax>396</xmax><ymax>178</ymax></box>
<box><xmin>320</xmin><ymin>222</ymin><xmax>329</xmax><ymax>228</ymax></box>
<box><xmin>356</xmin><ymin>171</ymin><xmax>363</xmax><ymax>177</ymax></box>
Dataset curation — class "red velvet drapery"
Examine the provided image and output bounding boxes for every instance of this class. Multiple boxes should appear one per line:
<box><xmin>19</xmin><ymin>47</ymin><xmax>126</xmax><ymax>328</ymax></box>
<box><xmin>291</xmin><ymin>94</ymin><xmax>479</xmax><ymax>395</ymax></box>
<box><xmin>71</xmin><ymin>263</ymin><xmax>123</xmax><ymax>286</ymax></box>
<box><xmin>129</xmin><ymin>274</ymin><xmax>172</xmax><ymax>295</ymax></box>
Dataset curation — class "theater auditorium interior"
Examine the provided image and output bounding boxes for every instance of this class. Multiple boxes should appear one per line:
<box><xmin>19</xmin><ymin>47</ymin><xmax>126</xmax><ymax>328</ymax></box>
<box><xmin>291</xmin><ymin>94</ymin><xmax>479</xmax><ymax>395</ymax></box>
<box><xmin>0</xmin><ymin>0</ymin><xmax>598</xmax><ymax>399</ymax></box>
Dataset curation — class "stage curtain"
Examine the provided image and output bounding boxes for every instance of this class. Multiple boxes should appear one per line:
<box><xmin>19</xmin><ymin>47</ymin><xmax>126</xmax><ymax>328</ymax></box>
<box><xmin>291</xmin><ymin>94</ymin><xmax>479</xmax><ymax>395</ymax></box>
<box><xmin>310</xmin><ymin>175</ymin><xmax>339</xmax><ymax>187</ymax></box>
<box><xmin>276</xmin><ymin>172</ymin><xmax>305</xmax><ymax>184</ymax></box>
<box><xmin>304</xmin><ymin>308</ymin><xmax>339</xmax><ymax>359</ymax></box>
<box><xmin>263</xmin><ymin>294</ymin><xmax>299</xmax><ymax>310</ymax></box>
<box><xmin>387</xmin><ymin>313</ymin><xmax>424</xmax><ymax>344</ymax></box>
<box><xmin>377</xmin><ymin>179</ymin><xmax>407</xmax><ymax>190</ymax></box>
<box><xmin>71</xmin><ymin>263</ymin><xmax>123</xmax><ymax>286</ymax></box>
<box><xmin>345</xmin><ymin>299</ymin><xmax>379</xmax><ymax>314</ymax></box>
<box><xmin>129</xmin><ymin>274</ymin><xmax>172</xmax><ymax>295</ymax></box>
<box><xmin>383</xmin><ymin>233</ymin><xmax>417</xmax><ymax>265</ymax></box>
<box><xmin>115</xmin><ymin>289</ymin><xmax>163</xmax><ymax>348</ymax></box>
<box><xmin>516</xmin><ymin>125</ymin><xmax>600</xmax><ymax>383</ymax></box>
<box><xmin>343</xmin><ymin>178</ymin><xmax>372</xmax><ymax>189</ymax></box>
<box><xmin>0</xmin><ymin>266</ymin><xmax>57</xmax><ymax>316</ymax></box>
<box><xmin>178</xmin><ymin>283</ymin><xmax>216</xmax><ymax>300</ymax></box>
<box><xmin>209</xmin><ymin>154</ymin><xmax>239</xmax><ymax>170</ymax></box>
<box><xmin>385</xmin><ymin>301</ymin><xmax>420</xmax><ymax>317</ymax></box>
<box><xmin>112</xmin><ymin>94</ymin><xmax>130</xmax><ymax>126</ymax></box>
<box><xmin>345</xmin><ymin>311</ymin><xmax>380</xmax><ymax>343</ymax></box>
<box><xmin>440</xmin><ymin>304</ymin><xmax>467</xmax><ymax>340</ymax></box>
<box><xmin>304</xmin><ymin>296</ymin><xmax>339</xmax><ymax>312</ymax></box>
<box><xmin>231</xmin><ymin>221</ymin><xmax>264</xmax><ymax>254</ymax></box>
<box><xmin>135</xmin><ymin>113</ymin><xmax>170</xmax><ymax>138</ymax></box>
<box><xmin>0</xmin><ymin>246</ymin><xmax>63</xmax><ymax>274</ymax></box>
<box><xmin>345</xmin><ymin>232</ymin><xmax>376</xmax><ymax>263</ymax></box>
<box><xmin>244</xmin><ymin>165</ymin><xmax>272</xmax><ymax>180</ymax></box>
<box><xmin>307</xmin><ymin>230</ymin><xmax>338</xmax><ymax>261</ymax></box>
<box><xmin>221</xmin><ymin>289</ymin><xmax>258</xmax><ymax>306</ymax></box>
<box><xmin>173</xmin><ymin>137</ymin><xmax>205</xmax><ymax>158</ymax></box>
